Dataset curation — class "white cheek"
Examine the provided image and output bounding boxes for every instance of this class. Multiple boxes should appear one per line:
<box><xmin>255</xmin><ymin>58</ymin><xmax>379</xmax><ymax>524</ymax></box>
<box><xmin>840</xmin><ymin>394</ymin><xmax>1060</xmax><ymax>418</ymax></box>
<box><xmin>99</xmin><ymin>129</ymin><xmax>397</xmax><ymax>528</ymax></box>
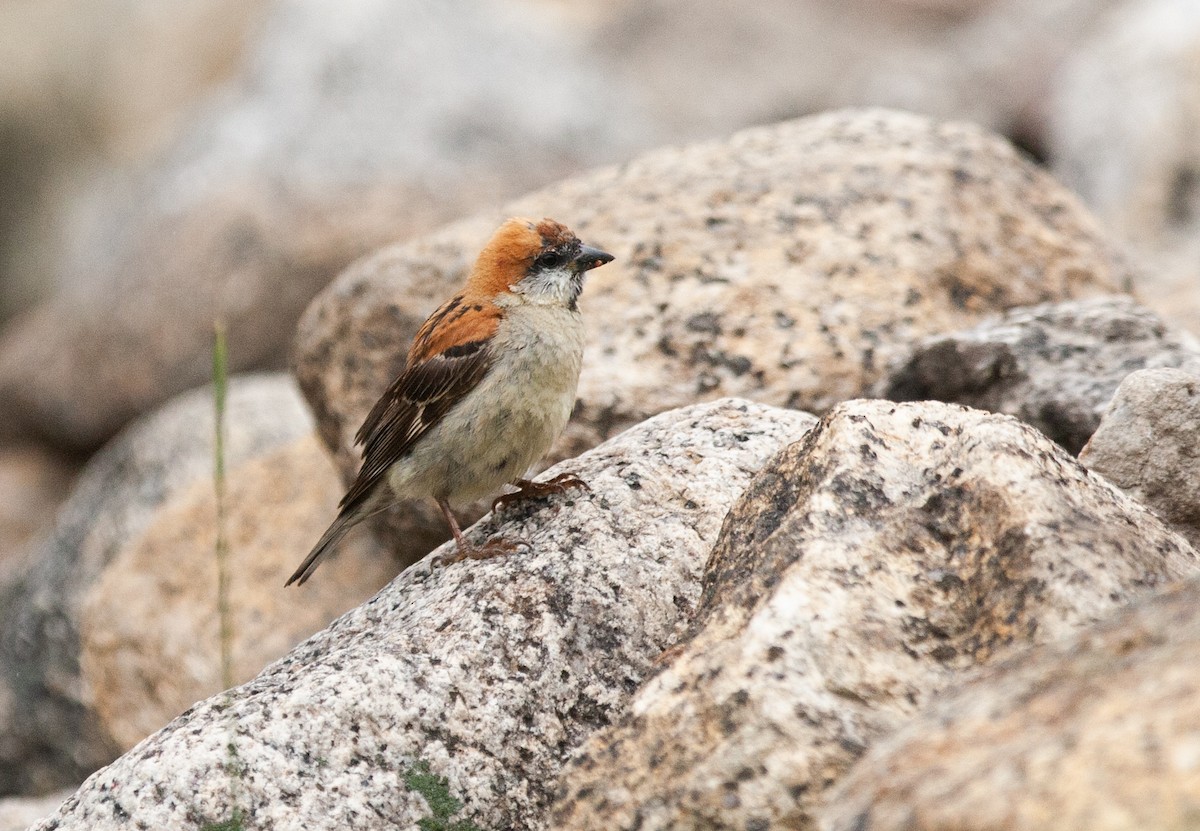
<box><xmin>515</xmin><ymin>267</ymin><xmax>578</xmax><ymax>305</ymax></box>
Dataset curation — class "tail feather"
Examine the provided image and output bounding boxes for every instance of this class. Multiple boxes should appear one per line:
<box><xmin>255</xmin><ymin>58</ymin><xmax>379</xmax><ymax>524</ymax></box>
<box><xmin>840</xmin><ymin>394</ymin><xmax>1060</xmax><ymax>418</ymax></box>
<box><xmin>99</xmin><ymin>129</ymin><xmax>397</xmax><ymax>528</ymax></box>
<box><xmin>284</xmin><ymin>516</ymin><xmax>352</xmax><ymax>588</ymax></box>
<box><xmin>285</xmin><ymin>510</ymin><xmax>361</xmax><ymax>587</ymax></box>
<box><xmin>287</xmin><ymin>487</ymin><xmax>401</xmax><ymax>586</ymax></box>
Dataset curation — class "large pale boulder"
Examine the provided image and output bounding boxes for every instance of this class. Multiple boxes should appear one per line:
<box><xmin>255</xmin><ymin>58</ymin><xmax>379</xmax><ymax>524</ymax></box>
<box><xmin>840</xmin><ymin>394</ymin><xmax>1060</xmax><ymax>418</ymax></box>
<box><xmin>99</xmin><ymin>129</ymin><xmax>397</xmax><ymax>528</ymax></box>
<box><xmin>0</xmin><ymin>789</ymin><xmax>71</xmax><ymax>831</ymax></box>
<box><xmin>29</xmin><ymin>399</ymin><xmax>818</xmax><ymax>831</ymax></box>
<box><xmin>820</xmin><ymin>577</ymin><xmax>1200</xmax><ymax>831</ymax></box>
<box><xmin>549</xmin><ymin>399</ymin><xmax>1198</xmax><ymax>831</ymax></box>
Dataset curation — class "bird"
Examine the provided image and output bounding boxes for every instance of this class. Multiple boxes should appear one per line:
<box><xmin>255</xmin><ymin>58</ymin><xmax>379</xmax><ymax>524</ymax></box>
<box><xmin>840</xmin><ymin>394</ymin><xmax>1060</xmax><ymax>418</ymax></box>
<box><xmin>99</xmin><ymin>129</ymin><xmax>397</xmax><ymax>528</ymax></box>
<box><xmin>285</xmin><ymin>217</ymin><xmax>614</xmax><ymax>586</ymax></box>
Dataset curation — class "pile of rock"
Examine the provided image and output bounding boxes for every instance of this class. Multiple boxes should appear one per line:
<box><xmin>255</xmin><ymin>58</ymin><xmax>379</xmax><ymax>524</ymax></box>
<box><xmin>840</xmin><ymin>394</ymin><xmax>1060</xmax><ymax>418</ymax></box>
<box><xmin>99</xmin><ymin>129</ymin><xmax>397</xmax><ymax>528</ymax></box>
<box><xmin>2</xmin><ymin>107</ymin><xmax>1197</xmax><ymax>830</ymax></box>
<box><xmin>2</xmin><ymin>3</ymin><xmax>1200</xmax><ymax>828</ymax></box>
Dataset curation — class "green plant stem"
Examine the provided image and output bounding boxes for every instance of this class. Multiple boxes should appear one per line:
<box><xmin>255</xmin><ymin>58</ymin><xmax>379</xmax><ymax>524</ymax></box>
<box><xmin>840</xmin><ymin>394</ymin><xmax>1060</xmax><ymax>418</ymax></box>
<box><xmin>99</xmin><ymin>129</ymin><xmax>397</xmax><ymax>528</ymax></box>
<box><xmin>204</xmin><ymin>321</ymin><xmax>247</xmax><ymax>829</ymax></box>
<box><xmin>213</xmin><ymin>320</ymin><xmax>234</xmax><ymax>691</ymax></box>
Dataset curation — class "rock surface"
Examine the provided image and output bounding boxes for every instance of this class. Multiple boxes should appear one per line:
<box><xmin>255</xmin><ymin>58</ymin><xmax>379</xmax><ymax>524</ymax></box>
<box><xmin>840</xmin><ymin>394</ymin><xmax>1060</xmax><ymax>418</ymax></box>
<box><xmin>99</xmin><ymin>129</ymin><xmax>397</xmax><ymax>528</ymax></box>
<box><xmin>78</xmin><ymin>433</ymin><xmax>394</xmax><ymax>752</ymax></box>
<box><xmin>0</xmin><ymin>0</ymin><xmax>650</xmax><ymax>452</ymax></box>
<box><xmin>1081</xmin><ymin>367</ymin><xmax>1200</xmax><ymax>550</ymax></box>
<box><xmin>549</xmin><ymin>399</ymin><xmax>1198</xmax><ymax>831</ymax></box>
<box><xmin>820</xmin><ymin>576</ymin><xmax>1200</xmax><ymax>831</ymax></box>
<box><xmin>0</xmin><ymin>374</ymin><xmax>313</xmax><ymax>795</ymax></box>
<box><xmin>880</xmin><ymin>295</ymin><xmax>1200</xmax><ymax>453</ymax></box>
<box><xmin>1049</xmin><ymin>0</ymin><xmax>1200</xmax><ymax>335</ymax></box>
<box><xmin>29</xmin><ymin>399</ymin><xmax>818</xmax><ymax>831</ymax></box>
<box><xmin>297</xmin><ymin>108</ymin><xmax>1131</xmax><ymax>558</ymax></box>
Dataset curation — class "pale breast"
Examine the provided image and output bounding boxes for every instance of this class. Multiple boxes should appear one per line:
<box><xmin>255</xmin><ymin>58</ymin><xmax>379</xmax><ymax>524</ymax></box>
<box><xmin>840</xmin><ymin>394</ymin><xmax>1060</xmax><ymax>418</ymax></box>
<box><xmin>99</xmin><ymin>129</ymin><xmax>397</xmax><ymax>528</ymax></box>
<box><xmin>389</xmin><ymin>304</ymin><xmax>585</xmax><ymax>504</ymax></box>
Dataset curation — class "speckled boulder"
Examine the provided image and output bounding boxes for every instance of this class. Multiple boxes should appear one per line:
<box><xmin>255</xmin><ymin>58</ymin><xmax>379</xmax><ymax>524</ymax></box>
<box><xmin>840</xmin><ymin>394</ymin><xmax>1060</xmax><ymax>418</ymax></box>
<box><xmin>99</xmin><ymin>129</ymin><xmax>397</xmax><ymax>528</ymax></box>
<box><xmin>29</xmin><ymin>399</ymin><xmax>818</xmax><ymax>831</ymax></box>
<box><xmin>0</xmin><ymin>0</ymin><xmax>649</xmax><ymax>452</ymax></box>
<box><xmin>820</xmin><ymin>576</ymin><xmax>1200</xmax><ymax>831</ymax></box>
<box><xmin>1049</xmin><ymin>0</ymin><xmax>1200</xmax><ymax>335</ymax></box>
<box><xmin>549</xmin><ymin>399</ymin><xmax>1198</xmax><ymax>831</ymax></box>
<box><xmin>296</xmin><ymin>107</ymin><xmax>1131</xmax><ymax>561</ymax></box>
<box><xmin>0</xmin><ymin>374</ymin><xmax>314</xmax><ymax>795</ymax></box>
<box><xmin>879</xmin><ymin>295</ymin><xmax>1200</xmax><ymax>453</ymax></box>
<box><xmin>1081</xmin><ymin>367</ymin><xmax>1200</xmax><ymax>550</ymax></box>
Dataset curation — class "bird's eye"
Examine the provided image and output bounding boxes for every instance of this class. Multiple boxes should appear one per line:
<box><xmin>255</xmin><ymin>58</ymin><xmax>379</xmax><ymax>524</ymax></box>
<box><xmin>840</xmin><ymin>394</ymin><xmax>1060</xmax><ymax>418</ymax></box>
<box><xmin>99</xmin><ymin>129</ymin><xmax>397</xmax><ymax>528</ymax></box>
<box><xmin>535</xmin><ymin>250</ymin><xmax>565</xmax><ymax>270</ymax></box>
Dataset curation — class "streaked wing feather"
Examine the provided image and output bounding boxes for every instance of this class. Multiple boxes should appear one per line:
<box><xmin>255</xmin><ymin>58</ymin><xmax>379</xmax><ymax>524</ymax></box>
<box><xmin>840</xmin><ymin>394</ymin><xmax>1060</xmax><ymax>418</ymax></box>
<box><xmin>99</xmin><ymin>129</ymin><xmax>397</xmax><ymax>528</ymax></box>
<box><xmin>338</xmin><ymin>336</ymin><xmax>494</xmax><ymax>514</ymax></box>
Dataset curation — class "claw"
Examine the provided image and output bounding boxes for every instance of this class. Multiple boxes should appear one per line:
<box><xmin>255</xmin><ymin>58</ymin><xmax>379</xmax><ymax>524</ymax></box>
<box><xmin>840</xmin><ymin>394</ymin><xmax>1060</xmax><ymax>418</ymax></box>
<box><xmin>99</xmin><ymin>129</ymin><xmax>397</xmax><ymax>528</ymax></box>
<box><xmin>492</xmin><ymin>473</ymin><xmax>590</xmax><ymax>513</ymax></box>
<box><xmin>545</xmin><ymin>472</ymin><xmax>591</xmax><ymax>492</ymax></box>
<box><xmin>433</xmin><ymin>536</ymin><xmax>521</xmax><ymax>567</ymax></box>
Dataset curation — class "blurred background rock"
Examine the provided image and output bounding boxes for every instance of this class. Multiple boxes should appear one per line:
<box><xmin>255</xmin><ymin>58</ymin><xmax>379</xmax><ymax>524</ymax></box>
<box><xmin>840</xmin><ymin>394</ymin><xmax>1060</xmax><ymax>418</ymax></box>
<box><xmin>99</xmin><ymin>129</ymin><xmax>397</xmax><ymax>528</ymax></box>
<box><xmin>0</xmin><ymin>0</ymin><xmax>268</xmax><ymax>323</ymax></box>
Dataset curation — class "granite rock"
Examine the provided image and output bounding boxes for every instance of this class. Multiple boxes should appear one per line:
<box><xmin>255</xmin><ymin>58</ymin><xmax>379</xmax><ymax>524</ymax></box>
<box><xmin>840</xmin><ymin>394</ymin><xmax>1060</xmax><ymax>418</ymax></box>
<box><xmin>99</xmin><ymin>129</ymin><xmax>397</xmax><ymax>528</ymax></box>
<box><xmin>549</xmin><ymin>399</ymin><xmax>1198</xmax><ymax>831</ymax></box>
<box><xmin>880</xmin><ymin>295</ymin><xmax>1200</xmax><ymax>453</ymax></box>
<box><xmin>820</xmin><ymin>576</ymin><xmax>1200</xmax><ymax>831</ymax></box>
<box><xmin>29</xmin><ymin>399</ymin><xmax>818</xmax><ymax>831</ymax></box>
<box><xmin>1081</xmin><ymin>367</ymin><xmax>1200</xmax><ymax>550</ymax></box>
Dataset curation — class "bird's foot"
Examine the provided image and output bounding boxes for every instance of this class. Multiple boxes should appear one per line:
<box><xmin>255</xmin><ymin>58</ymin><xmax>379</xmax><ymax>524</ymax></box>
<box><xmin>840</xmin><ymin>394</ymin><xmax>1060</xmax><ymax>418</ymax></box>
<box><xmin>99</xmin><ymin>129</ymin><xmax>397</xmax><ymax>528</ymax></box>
<box><xmin>433</xmin><ymin>536</ymin><xmax>522</xmax><ymax>567</ymax></box>
<box><xmin>492</xmin><ymin>473</ymin><xmax>590</xmax><ymax>513</ymax></box>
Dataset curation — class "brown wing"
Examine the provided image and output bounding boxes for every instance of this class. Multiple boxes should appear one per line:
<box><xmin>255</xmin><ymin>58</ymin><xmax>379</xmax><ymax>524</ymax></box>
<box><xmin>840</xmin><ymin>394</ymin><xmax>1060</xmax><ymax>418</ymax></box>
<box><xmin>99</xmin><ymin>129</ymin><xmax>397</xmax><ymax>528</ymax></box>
<box><xmin>338</xmin><ymin>296</ymin><xmax>501</xmax><ymax>513</ymax></box>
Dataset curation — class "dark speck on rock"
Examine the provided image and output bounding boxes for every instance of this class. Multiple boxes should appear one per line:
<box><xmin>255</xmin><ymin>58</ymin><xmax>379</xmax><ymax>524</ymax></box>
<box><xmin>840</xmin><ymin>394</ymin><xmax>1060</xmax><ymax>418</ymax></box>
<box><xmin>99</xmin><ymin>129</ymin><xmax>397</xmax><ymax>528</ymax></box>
<box><xmin>726</xmin><ymin>355</ymin><xmax>753</xmax><ymax>376</ymax></box>
<box><xmin>686</xmin><ymin>312</ymin><xmax>723</xmax><ymax>335</ymax></box>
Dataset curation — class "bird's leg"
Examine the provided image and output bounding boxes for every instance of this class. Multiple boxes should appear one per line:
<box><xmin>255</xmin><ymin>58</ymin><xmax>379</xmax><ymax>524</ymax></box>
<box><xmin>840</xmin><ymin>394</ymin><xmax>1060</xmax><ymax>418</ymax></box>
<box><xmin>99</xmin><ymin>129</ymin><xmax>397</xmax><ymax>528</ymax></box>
<box><xmin>492</xmin><ymin>472</ymin><xmax>591</xmax><ymax>513</ymax></box>
<box><xmin>437</xmin><ymin>497</ymin><xmax>470</xmax><ymax>550</ymax></box>
<box><xmin>433</xmin><ymin>497</ymin><xmax>518</xmax><ymax>566</ymax></box>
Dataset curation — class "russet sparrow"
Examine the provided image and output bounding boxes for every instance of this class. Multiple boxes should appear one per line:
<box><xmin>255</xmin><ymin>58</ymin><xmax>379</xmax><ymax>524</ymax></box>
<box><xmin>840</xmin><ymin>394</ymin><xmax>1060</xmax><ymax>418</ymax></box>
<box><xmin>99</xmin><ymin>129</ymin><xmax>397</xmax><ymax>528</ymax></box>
<box><xmin>286</xmin><ymin>217</ymin><xmax>613</xmax><ymax>585</ymax></box>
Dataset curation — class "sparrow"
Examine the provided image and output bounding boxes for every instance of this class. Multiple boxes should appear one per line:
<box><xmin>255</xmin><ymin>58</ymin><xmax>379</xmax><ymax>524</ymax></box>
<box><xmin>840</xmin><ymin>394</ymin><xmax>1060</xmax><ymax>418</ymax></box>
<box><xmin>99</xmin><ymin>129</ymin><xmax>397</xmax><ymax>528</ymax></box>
<box><xmin>286</xmin><ymin>217</ymin><xmax>614</xmax><ymax>586</ymax></box>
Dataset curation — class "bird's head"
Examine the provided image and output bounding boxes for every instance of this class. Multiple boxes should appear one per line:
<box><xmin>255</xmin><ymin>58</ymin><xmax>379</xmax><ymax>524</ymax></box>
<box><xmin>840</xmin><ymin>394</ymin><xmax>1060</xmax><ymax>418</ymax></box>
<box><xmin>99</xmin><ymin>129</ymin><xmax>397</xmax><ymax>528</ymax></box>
<box><xmin>468</xmin><ymin>217</ymin><xmax>614</xmax><ymax>309</ymax></box>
